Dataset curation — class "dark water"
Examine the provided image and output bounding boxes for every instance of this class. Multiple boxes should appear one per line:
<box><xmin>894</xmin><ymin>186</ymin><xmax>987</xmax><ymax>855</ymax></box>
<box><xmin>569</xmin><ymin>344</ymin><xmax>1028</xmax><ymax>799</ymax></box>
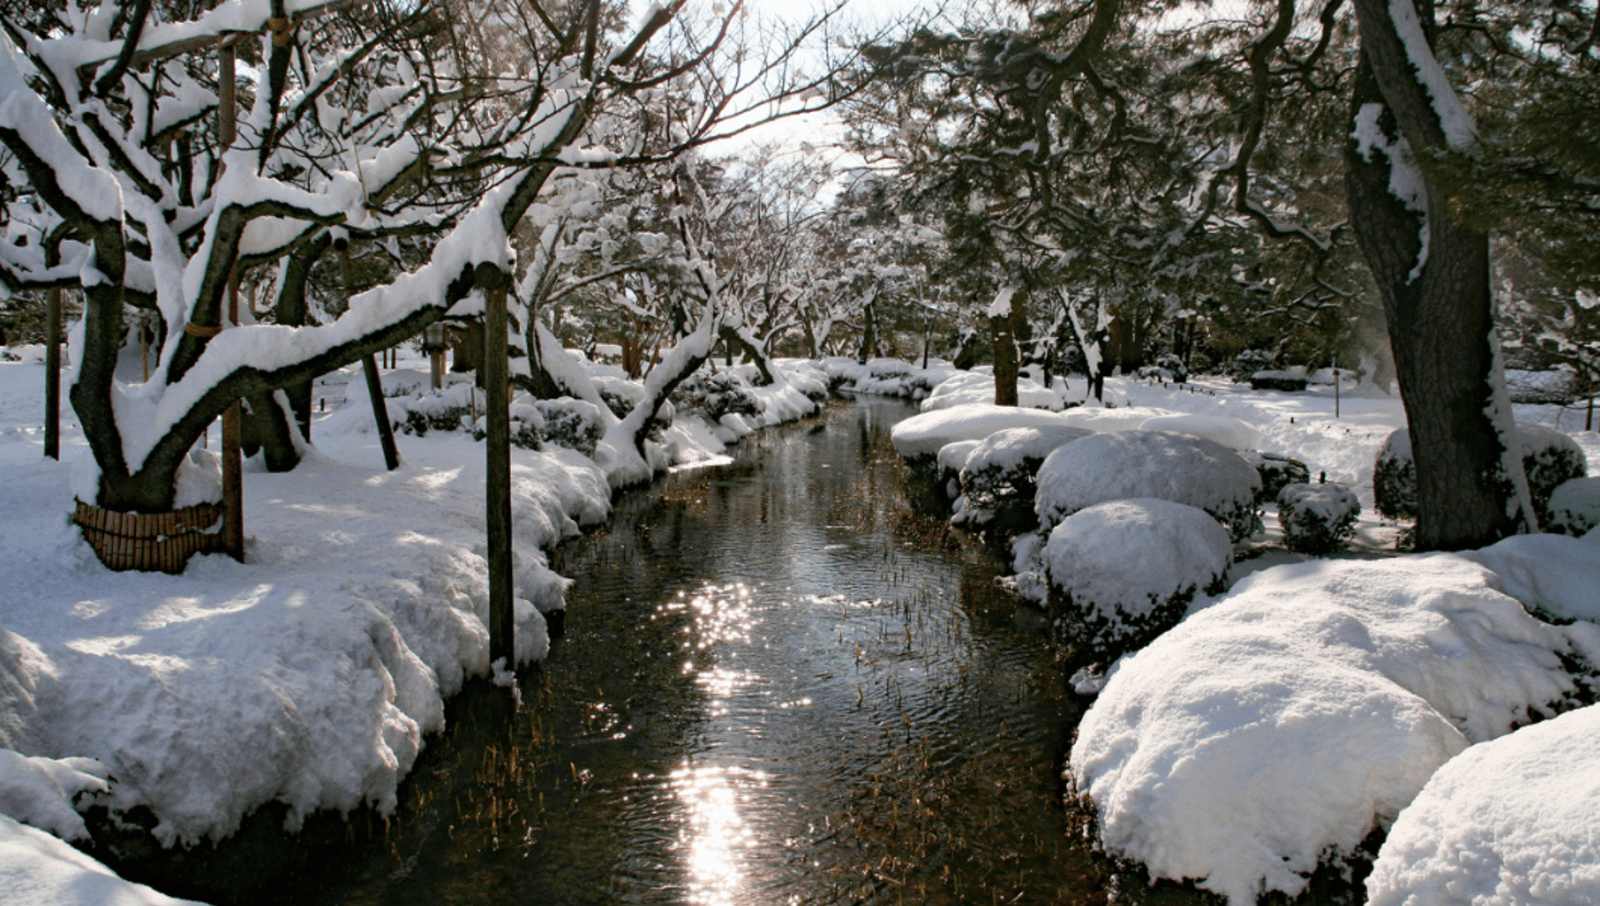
<box><xmin>101</xmin><ymin>399</ymin><xmax>1190</xmax><ymax>905</ymax></box>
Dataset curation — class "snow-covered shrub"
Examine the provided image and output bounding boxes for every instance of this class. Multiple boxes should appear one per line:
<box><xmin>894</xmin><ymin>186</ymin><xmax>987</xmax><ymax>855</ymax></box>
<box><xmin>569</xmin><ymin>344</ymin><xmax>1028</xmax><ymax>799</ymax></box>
<box><xmin>1277</xmin><ymin>482</ymin><xmax>1361</xmax><ymax>554</ymax></box>
<box><xmin>1229</xmin><ymin>349</ymin><xmax>1273</xmax><ymax>382</ymax></box>
<box><xmin>1139</xmin><ymin>414</ymin><xmax>1261</xmax><ymax>452</ymax></box>
<box><xmin>936</xmin><ymin>440</ymin><xmax>981</xmax><ymax>501</ymax></box>
<box><xmin>1070</xmin><ymin>555</ymin><xmax>1592</xmax><ymax>905</ymax></box>
<box><xmin>1035</xmin><ymin>430</ymin><xmax>1263</xmax><ymax>542</ymax></box>
<box><xmin>1365</xmin><ymin>703</ymin><xmax>1600</xmax><ymax>906</ymax></box>
<box><xmin>394</xmin><ymin>384</ymin><xmax>478</xmax><ymax>436</ymax></box>
<box><xmin>1517</xmin><ymin>424</ymin><xmax>1587</xmax><ymax>521</ymax></box>
<box><xmin>594</xmin><ymin>375</ymin><xmax>644</xmax><ymax>420</ymax></box>
<box><xmin>673</xmin><ymin>371</ymin><xmax>762</xmax><ymax>421</ymax></box>
<box><xmin>1044</xmin><ymin>498</ymin><xmax>1231</xmax><ymax>656</ymax></box>
<box><xmin>890</xmin><ymin>404</ymin><xmax>1081</xmax><ymax>464</ymax></box>
<box><xmin>1241</xmin><ymin>451</ymin><xmax>1312</xmax><ymax>504</ymax></box>
<box><xmin>1248</xmin><ymin>369</ymin><xmax>1309</xmax><ymax>392</ymax></box>
<box><xmin>920</xmin><ymin>369</ymin><xmax>1063</xmax><ymax>412</ymax></box>
<box><xmin>1377</xmin><ymin>426</ymin><xmax>1587</xmax><ymax>524</ymax></box>
<box><xmin>1546</xmin><ymin>477</ymin><xmax>1600</xmax><ymax>537</ymax></box>
<box><xmin>956</xmin><ymin>425</ymin><xmax>1093</xmax><ymax>531</ymax></box>
<box><xmin>1374</xmin><ymin>429</ymin><xmax>1417</xmax><ymax>521</ymax></box>
<box><xmin>530</xmin><ymin>398</ymin><xmax>605</xmax><ymax>457</ymax></box>
<box><xmin>1137</xmin><ymin>353</ymin><xmax>1188</xmax><ymax>384</ymax></box>
<box><xmin>0</xmin><ymin>750</ymin><xmax>110</xmax><ymax>841</ymax></box>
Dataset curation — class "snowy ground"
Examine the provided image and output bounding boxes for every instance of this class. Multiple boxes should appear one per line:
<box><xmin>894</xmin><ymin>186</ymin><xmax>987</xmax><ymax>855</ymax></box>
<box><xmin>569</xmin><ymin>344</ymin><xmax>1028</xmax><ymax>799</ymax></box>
<box><xmin>4</xmin><ymin>354</ymin><xmax>1598</xmax><ymax>905</ymax></box>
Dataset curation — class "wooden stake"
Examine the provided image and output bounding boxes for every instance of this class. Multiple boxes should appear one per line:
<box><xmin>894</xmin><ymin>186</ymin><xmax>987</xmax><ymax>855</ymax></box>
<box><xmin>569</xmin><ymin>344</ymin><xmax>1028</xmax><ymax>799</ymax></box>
<box><xmin>481</xmin><ymin>266</ymin><xmax>514</xmax><ymax>668</ymax></box>
<box><xmin>44</xmin><ymin>288</ymin><xmax>61</xmax><ymax>460</ymax></box>
<box><xmin>362</xmin><ymin>354</ymin><xmax>400</xmax><ymax>471</ymax></box>
<box><xmin>219</xmin><ymin>39</ymin><xmax>244</xmax><ymax>562</ymax></box>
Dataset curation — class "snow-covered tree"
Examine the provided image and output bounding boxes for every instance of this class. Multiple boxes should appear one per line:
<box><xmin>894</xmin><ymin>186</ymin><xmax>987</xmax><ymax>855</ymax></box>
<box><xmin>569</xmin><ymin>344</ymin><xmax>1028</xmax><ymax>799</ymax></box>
<box><xmin>0</xmin><ymin>0</ymin><xmax>853</xmax><ymax>513</ymax></box>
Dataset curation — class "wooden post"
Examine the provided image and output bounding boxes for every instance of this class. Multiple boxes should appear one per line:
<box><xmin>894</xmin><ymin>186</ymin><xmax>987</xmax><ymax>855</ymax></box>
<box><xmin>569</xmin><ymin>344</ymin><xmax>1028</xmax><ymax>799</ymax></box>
<box><xmin>338</xmin><ymin>246</ymin><xmax>401</xmax><ymax>471</ymax></box>
<box><xmin>219</xmin><ymin>39</ymin><xmax>244</xmax><ymax>562</ymax></box>
<box><xmin>480</xmin><ymin>263</ymin><xmax>514</xmax><ymax>668</ymax></box>
<box><xmin>44</xmin><ymin>287</ymin><xmax>61</xmax><ymax>461</ymax></box>
<box><xmin>362</xmin><ymin>355</ymin><xmax>400</xmax><ymax>471</ymax></box>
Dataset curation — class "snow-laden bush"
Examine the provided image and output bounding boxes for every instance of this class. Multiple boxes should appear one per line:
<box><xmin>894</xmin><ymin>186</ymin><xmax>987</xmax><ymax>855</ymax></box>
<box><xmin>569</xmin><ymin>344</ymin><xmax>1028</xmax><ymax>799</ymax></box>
<box><xmin>672</xmin><ymin>371</ymin><xmax>762</xmax><ymax>421</ymax></box>
<box><xmin>1036</xmin><ymin>430</ymin><xmax>1263</xmax><ymax>541</ymax></box>
<box><xmin>1137</xmin><ymin>353</ymin><xmax>1188</xmax><ymax>384</ymax></box>
<box><xmin>1517</xmin><ymin>424</ymin><xmax>1588</xmax><ymax>521</ymax></box>
<box><xmin>1374</xmin><ymin>429</ymin><xmax>1417</xmax><ymax>520</ymax></box>
<box><xmin>919</xmin><ymin>369</ymin><xmax>1064</xmax><ymax>412</ymax></box>
<box><xmin>1043</xmin><ymin>498</ymin><xmax>1231</xmax><ymax>656</ymax></box>
<box><xmin>0</xmin><ymin>750</ymin><xmax>109</xmax><ymax>841</ymax></box>
<box><xmin>1241</xmin><ymin>451</ymin><xmax>1312</xmax><ymax>504</ymax></box>
<box><xmin>393</xmin><ymin>384</ymin><xmax>479</xmax><ymax>436</ymax></box>
<box><xmin>1277</xmin><ymin>482</ymin><xmax>1361</xmax><ymax>554</ymax></box>
<box><xmin>890</xmin><ymin>404</ymin><xmax>1082</xmax><ymax>463</ymax></box>
<box><xmin>1249</xmin><ymin>370</ymin><xmax>1309</xmax><ymax>392</ymax></box>
<box><xmin>1229</xmin><ymin>349</ymin><xmax>1274</xmax><ymax>382</ymax></box>
<box><xmin>1376</xmin><ymin>425</ymin><xmax>1587</xmax><ymax>523</ymax></box>
<box><xmin>1071</xmin><ymin>555</ymin><xmax>1594</xmax><ymax>905</ymax></box>
<box><xmin>1139</xmin><ymin>414</ymin><xmax>1261</xmax><ymax>452</ymax></box>
<box><xmin>936</xmin><ymin>440</ymin><xmax>982</xmax><ymax>501</ymax></box>
<box><xmin>956</xmin><ymin>425</ymin><xmax>1092</xmax><ymax>531</ymax></box>
<box><xmin>1546</xmin><ymin>477</ymin><xmax>1600</xmax><ymax>537</ymax></box>
<box><xmin>1365</xmin><ymin>702</ymin><xmax>1600</xmax><ymax>906</ymax></box>
<box><xmin>528</xmin><ymin>398</ymin><xmax>605</xmax><ymax>457</ymax></box>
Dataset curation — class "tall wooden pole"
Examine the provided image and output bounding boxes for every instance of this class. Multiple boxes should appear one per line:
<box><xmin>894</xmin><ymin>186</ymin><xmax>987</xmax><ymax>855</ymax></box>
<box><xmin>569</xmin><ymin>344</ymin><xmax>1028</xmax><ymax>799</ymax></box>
<box><xmin>479</xmin><ymin>264</ymin><xmax>514</xmax><ymax>668</ymax></box>
<box><xmin>44</xmin><ymin>288</ymin><xmax>61</xmax><ymax>460</ymax></box>
<box><xmin>338</xmin><ymin>246</ymin><xmax>401</xmax><ymax>471</ymax></box>
<box><xmin>219</xmin><ymin>39</ymin><xmax>245</xmax><ymax>562</ymax></box>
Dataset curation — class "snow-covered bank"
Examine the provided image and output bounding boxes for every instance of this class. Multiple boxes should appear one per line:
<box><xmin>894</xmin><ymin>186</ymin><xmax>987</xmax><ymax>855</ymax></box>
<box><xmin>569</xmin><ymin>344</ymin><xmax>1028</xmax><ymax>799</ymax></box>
<box><xmin>0</xmin><ymin>350</ymin><xmax>821</xmax><ymax>900</ymax></box>
<box><xmin>1069</xmin><ymin>547</ymin><xmax>1600</xmax><ymax>904</ymax></box>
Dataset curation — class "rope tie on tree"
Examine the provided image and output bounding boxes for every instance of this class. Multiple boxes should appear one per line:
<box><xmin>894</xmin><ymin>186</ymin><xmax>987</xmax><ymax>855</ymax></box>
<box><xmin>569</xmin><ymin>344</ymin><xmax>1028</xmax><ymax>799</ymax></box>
<box><xmin>268</xmin><ymin>16</ymin><xmax>293</xmax><ymax>46</ymax></box>
<box><xmin>183</xmin><ymin>322</ymin><xmax>223</xmax><ymax>338</ymax></box>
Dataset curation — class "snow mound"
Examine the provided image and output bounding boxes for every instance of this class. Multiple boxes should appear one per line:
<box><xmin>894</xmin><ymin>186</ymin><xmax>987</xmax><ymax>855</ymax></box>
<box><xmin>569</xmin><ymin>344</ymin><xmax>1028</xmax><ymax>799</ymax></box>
<box><xmin>889</xmin><ymin>404</ymin><xmax>1079</xmax><ymax>461</ymax></box>
<box><xmin>0</xmin><ymin>814</ymin><xmax>207</xmax><ymax>906</ymax></box>
<box><xmin>1139</xmin><ymin>414</ymin><xmax>1262</xmax><ymax>451</ymax></box>
<box><xmin>920</xmin><ymin>370</ymin><xmax>1064</xmax><ymax>412</ymax></box>
<box><xmin>1071</xmin><ymin>555</ymin><xmax>1586</xmax><ymax>905</ymax></box>
<box><xmin>1546</xmin><ymin>477</ymin><xmax>1600</xmax><ymax>537</ymax></box>
<box><xmin>1059</xmin><ymin>405</ymin><xmax>1173</xmax><ymax>433</ymax></box>
<box><xmin>1366</xmin><ymin>702</ymin><xmax>1600</xmax><ymax>906</ymax></box>
<box><xmin>1043</xmin><ymin>498</ymin><xmax>1230</xmax><ymax>653</ymax></box>
<box><xmin>1035</xmin><ymin>430</ymin><xmax>1262</xmax><ymax>541</ymax></box>
<box><xmin>0</xmin><ymin>750</ymin><xmax>107</xmax><ymax>841</ymax></box>
<box><xmin>1463</xmin><ymin>533</ymin><xmax>1600</xmax><ymax>626</ymax></box>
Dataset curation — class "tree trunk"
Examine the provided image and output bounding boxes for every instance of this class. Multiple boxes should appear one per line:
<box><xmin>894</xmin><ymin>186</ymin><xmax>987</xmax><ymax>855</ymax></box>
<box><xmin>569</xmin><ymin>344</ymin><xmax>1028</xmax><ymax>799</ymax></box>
<box><xmin>1344</xmin><ymin>2</ymin><xmax>1535</xmax><ymax>550</ymax></box>
<box><xmin>990</xmin><ymin>287</ymin><xmax>1022</xmax><ymax>407</ymax></box>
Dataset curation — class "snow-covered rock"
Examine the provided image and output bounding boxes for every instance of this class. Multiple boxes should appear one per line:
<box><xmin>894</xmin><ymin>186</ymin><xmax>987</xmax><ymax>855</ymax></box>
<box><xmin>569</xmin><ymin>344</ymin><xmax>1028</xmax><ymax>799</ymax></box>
<box><xmin>1071</xmin><ymin>555</ymin><xmax>1591</xmax><ymax>905</ymax></box>
<box><xmin>1035</xmin><ymin>430</ymin><xmax>1262</xmax><ymax>541</ymax></box>
<box><xmin>1043</xmin><ymin>499</ymin><xmax>1230</xmax><ymax>654</ymax></box>
<box><xmin>1546</xmin><ymin>477</ymin><xmax>1600</xmax><ymax>538</ymax></box>
<box><xmin>1366</xmin><ymin>702</ymin><xmax>1600</xmax><ymax>906</ymax></box>
<box><xmin>1277</xmin><ymin>482</ymin><xmax>1361</xmax><ymax>554</ymax></box>
<box><xmin>1138</xmin><ymin>414</ymin><xmax>1262</xmax><ymax>452</ymax></box>
<box><xmin>889</xmin><ymin>404</ymin><xmax>1081</xmax><ymax>462</ymax></box>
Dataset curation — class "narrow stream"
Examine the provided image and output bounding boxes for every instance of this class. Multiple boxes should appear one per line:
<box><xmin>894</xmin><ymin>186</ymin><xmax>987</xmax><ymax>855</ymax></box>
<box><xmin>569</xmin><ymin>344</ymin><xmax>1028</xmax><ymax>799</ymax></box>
<box><xmin>104</xmin><ymin>398</ymin><xmax>1179</xmax><ymax>905</ymax></box>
